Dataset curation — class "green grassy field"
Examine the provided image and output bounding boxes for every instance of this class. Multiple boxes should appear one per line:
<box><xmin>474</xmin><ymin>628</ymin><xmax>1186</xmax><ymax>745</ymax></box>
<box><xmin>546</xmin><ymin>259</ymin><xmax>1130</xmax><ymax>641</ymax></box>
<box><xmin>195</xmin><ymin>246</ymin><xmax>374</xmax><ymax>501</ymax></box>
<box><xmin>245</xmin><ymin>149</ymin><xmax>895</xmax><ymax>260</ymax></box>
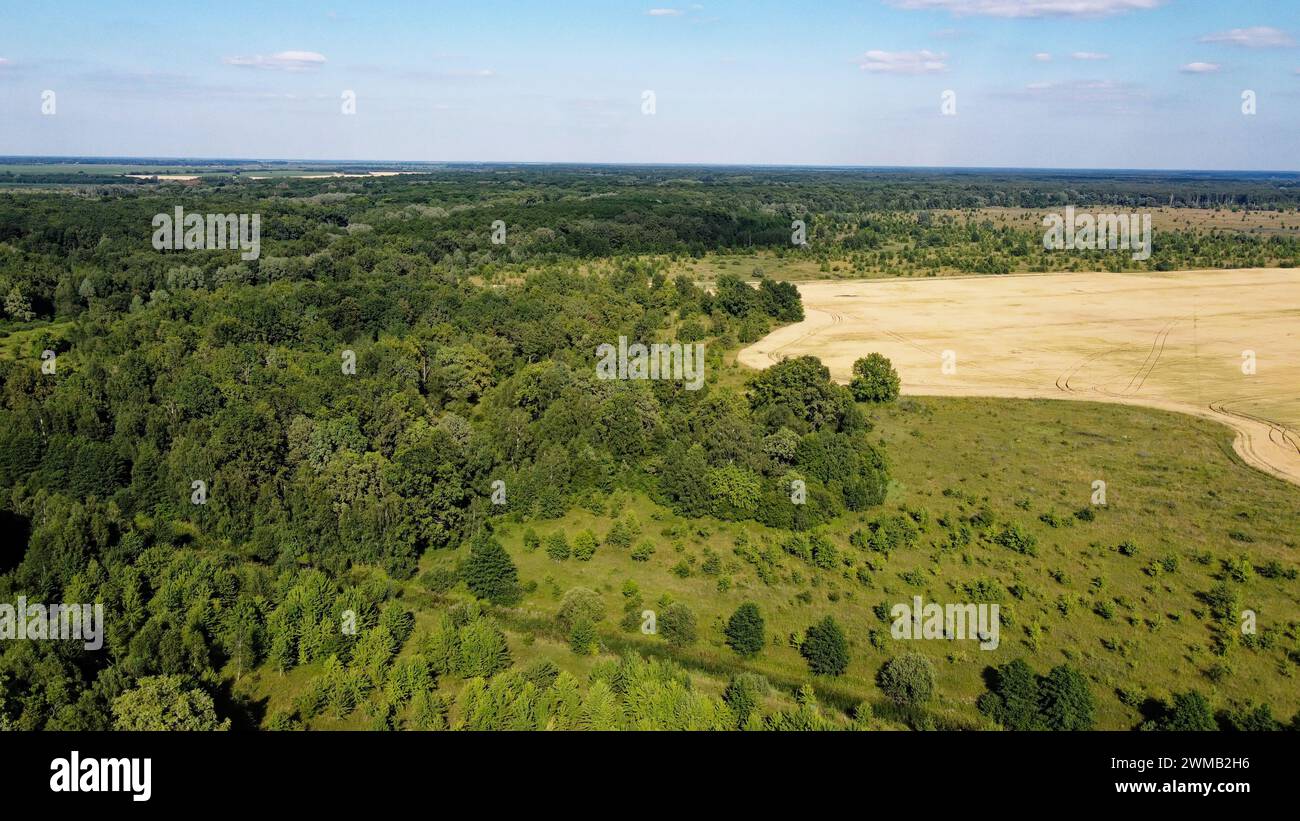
<box><xmin>239</xmin><ymin>390</ymin><xmax>1300</xmax><ymax>730</ymax></box>
<box><xmin>0</xmin><ymin>321</ymin><xmax>72</xmax><ymax>361</ymax></box>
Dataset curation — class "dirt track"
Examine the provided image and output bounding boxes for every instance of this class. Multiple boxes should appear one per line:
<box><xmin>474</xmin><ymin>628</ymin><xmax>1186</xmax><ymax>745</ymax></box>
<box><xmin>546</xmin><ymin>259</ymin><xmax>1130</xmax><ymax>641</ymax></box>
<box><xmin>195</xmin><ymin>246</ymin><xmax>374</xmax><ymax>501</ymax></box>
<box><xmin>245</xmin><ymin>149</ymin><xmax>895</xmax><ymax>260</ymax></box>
<box><xmin>738</xmin><ymin>269</ymin><xmax>1300</xmax><ymax>486</ymax></box>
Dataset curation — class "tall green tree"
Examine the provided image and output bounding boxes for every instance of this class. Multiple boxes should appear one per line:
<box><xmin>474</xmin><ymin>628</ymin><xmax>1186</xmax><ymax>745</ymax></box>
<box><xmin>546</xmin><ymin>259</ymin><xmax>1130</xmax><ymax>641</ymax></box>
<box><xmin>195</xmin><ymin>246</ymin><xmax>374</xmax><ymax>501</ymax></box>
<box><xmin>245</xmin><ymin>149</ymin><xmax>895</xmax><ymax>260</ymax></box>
<box><xmin>1038</xmin><ymin>665</ymin><xmax>1095</xmax><ymax>731</ymax></box>
<box><xmin>111</xmin><ymin>676</ymin><xmax>230</xmax><ymax>731</ymax></box>
<box><xmin>461</xmin><ymin>532</ymin><xmax>520</xmax><ymax>604</ymax></box>
<box><xmin>801</xmin><ymin>616</ymin><xmax>850</xmax><ymax>676</ymax></box>
<box><xmin>849</xmin><ymin>353</ymin><xmax>901</xmax><ymax>403</ymax></box>
<box><xmin>724</xmin><ymin>602</ymin><xmax>765</xmax><ymax>658</ymax></box>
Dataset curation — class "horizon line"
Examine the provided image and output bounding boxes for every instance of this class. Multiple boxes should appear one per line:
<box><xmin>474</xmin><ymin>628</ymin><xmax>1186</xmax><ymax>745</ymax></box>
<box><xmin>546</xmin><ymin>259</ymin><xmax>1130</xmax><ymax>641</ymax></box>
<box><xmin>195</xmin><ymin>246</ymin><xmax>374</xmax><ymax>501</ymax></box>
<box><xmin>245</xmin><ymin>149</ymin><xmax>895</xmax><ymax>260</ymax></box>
<box><xmin>2</xmin><ymin>155</ymin><xmax>1298</xmax><ymax>176</ymax></box>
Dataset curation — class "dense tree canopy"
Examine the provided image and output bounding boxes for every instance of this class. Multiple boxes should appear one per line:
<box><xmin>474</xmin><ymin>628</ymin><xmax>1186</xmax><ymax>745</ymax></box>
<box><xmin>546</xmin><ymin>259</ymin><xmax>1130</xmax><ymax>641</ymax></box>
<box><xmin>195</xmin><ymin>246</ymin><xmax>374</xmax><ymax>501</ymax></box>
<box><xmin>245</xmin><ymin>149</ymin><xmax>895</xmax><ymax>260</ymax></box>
<box><xmin>2</xmin><ymin>165</ymin><xmax>1295</xmax><ymax>733</ymax></box>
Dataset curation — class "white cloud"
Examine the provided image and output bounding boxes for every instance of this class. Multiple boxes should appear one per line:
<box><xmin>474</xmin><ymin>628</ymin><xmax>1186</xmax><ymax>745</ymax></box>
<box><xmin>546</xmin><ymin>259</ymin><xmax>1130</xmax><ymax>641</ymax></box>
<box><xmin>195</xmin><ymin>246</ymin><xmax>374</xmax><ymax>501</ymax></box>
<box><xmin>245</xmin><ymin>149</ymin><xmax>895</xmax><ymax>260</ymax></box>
<box><xmin>856</xmin><ymin>49</ymin><xmax>948</xmax><ymax>74</ymax></box>
<box><xmin>1071</xmin><ymin>51</ymin><xmax>1110</xmax><ymax>60</ymax></box>
<box><xmin>223</xmin><ymin>50</ymin><xmax>327</xmax><ymax>71</ymax></box>
<box><xmin>647</xmin><ymin>8</ymin><xmax>684</xmax><ymax>15</ymax></box>
<box><xmin>884</xmin><ymin>0</ymin><xmax>1164</xmax><ymax>18</ymax></box>
<box><xmin>1199</xmin><ymin>27</ymin><xmax>1294</xmax><ymax>49</ymax></box>
<box><xmin>1180</xmin><ymin>62</ymin><xmax>1220</xmax><ymax>73</ymax></box>
<box><xmin>1033</xmin><ymin>52</ymin><xmax>1052</xmax><ymax>61</ymax></box>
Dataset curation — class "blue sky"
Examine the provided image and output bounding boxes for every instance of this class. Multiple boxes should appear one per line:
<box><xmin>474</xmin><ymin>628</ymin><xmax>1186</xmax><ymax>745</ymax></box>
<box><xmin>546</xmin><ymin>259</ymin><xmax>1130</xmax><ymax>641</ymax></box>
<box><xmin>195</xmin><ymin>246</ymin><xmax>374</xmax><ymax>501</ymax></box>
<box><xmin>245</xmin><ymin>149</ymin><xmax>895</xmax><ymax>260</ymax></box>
<box><xmin>0</xmin><ymin>0</ymin><xmax>1297</xmax><ymax>169</ymax></box>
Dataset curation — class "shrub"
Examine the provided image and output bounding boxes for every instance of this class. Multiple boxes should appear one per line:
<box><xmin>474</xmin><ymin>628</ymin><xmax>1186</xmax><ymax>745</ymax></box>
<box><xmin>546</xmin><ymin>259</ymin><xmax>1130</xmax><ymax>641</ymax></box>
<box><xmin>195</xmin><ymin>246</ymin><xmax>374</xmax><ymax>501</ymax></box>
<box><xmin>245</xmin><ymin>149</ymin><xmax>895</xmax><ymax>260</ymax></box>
<box><xmin>809</xmin><ymin>531</ymin><xmax>839</xmax><ymax>569</ymax></box>
<box><xmin>877</xmin><ymin>652</ymin><xmax>935</xmax><ymax>707</ymax></box>
<box><xmin>700</xmin><ymin>549</ymin><xmax>722</xmax><ymax>575</ymax></box>
<box><xmin>522</xmin><ymin>528</ymin><xmax>540</xmax><ymax>552</ymax></box>
<box><xmin>801</xmin><ymin>616</ymin><xmax>850</xmax><ymax>676</ymax></box>
<box><xmin>1222</xmin><ymin>555</ymin><xmax>1252</xmax><ymax>582</ymax></box>
<box><xmin>782</xmin><ymin>533</ymin><xmax>812</xmax><ymax>562</ymax></box>
<box><xmin>606</xmin><ymin>515</ymin><xmax>641</xmax><ymax>549</ymax></box>
<box><xmin>545</xmin><ymin>531</ymin><xmax>570</xmax><ymax>561</ymax></box>
<box><xmin>572</xmin><ymin>529</ymin><xmax>598</xmax><ymax>561</ymax></box>
<box><xmin>419</xmin><ymin>566</ymin><xmax>458</xmax><ymax>594</ymax></box>
<box><xmin>1221</xmin><ymin>701</ymin><xmax>1282</xmax><ymax>732</ymax></box>
<box><xmin>722</xmin><ymin>673</ymin><xmax>771</xmax><ymax>727</ymax></box>
<box><xmin>660</xmin><ymin>603</ymin><xmax>698</xmax><ymax>647</ymax></box>
<box><xmin>724</xmin><ymin>603</ymin><xmax>765</xmax><ymax>658</ymax></box>
<box><xmin>1204</xmin><ymin>581</ymin><xmax>1238</xmax><ymax>624</ymax></box>
<box><xmin>1257</xmin><ymin>559</ymin><xmax>1291</xmax><ymax>579</ymax></box>
<box><xmin>568</xmin><ymin>619</ymin><xmax>598</xmax><ymax>656</ymax></box>
<box><xmin>993</xmin><ymin>522</ymin><xmax>1038</xmax><ymax>556</ymax></box>
<box><xmin>556</xmin><ymin>587</ymin><xmax>606</xmax><ymax>633</ymax></box>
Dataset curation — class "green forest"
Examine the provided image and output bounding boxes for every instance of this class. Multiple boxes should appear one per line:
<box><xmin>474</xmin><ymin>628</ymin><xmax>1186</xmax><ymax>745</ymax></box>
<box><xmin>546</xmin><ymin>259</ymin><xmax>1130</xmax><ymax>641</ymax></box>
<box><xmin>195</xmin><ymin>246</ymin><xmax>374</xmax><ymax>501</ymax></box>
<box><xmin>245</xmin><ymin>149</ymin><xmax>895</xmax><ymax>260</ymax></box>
<box><xmin>1</xmin><ymin>167</ymin><xmax>1298</xmax><ymax>731</ymax></box>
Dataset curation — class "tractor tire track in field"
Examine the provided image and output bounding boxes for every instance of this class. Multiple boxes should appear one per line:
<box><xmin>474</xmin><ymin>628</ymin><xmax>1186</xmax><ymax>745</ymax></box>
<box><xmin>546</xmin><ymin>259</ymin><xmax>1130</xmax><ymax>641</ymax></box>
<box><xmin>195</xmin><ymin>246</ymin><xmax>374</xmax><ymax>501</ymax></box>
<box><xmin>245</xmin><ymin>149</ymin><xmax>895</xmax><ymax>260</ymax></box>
<box><xmin>1056</xmin><ymin>345</ymin><xmax>1126</xmax><ymax>393</ymax></box>
<box><xmin>1056</xmin><ymin>319</ymin><xmax>1181</xmax><ymax>397</ymax></box>
<box><xmin>1209</xmin><ymin>398</ymin><xmax>1300</xmax><ymax>481</ymax></box>
<box><xmin>765</xmin><ymin>307</ymin><xmax>842</xmax><ymax>363</ymax></box>
<box><xmin>1123</xmin><ymin>319</ymin><xmax>1178</xmax><ymax>394</ymax></box>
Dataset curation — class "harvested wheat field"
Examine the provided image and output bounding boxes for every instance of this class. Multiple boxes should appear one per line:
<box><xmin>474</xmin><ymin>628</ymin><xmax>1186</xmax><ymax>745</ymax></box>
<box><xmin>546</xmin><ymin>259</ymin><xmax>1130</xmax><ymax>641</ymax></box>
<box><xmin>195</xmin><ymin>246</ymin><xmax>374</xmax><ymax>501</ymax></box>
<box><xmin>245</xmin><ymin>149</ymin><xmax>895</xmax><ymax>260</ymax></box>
<box><xmin>739</xmin><ymin>268</ymin><xmax>1300</xmax><ymax>486</ymax></box>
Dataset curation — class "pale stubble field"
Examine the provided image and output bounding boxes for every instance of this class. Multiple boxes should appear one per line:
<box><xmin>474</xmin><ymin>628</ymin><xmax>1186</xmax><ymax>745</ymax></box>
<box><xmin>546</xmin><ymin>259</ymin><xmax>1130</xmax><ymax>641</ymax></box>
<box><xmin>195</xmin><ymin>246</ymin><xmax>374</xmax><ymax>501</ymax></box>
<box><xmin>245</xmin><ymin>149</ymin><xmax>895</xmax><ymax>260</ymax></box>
<box><xmin>739</xmin><ymin>268</ymin><xmax>1300</xmax><ymax>486</ymax></box>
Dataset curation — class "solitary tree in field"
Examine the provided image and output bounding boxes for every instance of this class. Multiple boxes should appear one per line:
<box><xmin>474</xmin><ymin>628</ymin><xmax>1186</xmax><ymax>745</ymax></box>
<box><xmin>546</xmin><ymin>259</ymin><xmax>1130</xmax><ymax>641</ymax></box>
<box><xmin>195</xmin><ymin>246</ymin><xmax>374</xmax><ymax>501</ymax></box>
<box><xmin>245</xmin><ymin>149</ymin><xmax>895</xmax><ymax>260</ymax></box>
<box><xmin>724</xmin><ymin>602</ymin><xmax>765</xmax><ymax>658</ymax></box>
<box><xmin>556</xmin><ymin>587</ymin><xmax>605</xmax><ymax>633</ymax></box>
<box><xmin>660</xmin><ymin>603</ymin><xmax>698</xmax><ymax>647</ymax></box>
<box><xmin>877</xmin><ymin>652</ymin><xmax>935</xmax><ymax>707</ymax></box>
<box><xmin>462</xmin><ymin>532</ymin><xmax>520</xmax><ymax>604</ymax></box>
<box><xmin>545</xmin><ymin>531</ymin><xmax>570</xmax><ymax>561</ymax></box>
<box><xmin>801</xmin><ymin>616</ymin><xmax>850</xmax><ymax>676</ymax></box>
<box><xmin>572</xmin><ymin>529</ymin><xmax>598</xmax><ymax>561</ymax></box>
<box><xmin>849</xmin><ymin>353</ymin><xmax>901</xmax><ymax>403</ymax></box>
